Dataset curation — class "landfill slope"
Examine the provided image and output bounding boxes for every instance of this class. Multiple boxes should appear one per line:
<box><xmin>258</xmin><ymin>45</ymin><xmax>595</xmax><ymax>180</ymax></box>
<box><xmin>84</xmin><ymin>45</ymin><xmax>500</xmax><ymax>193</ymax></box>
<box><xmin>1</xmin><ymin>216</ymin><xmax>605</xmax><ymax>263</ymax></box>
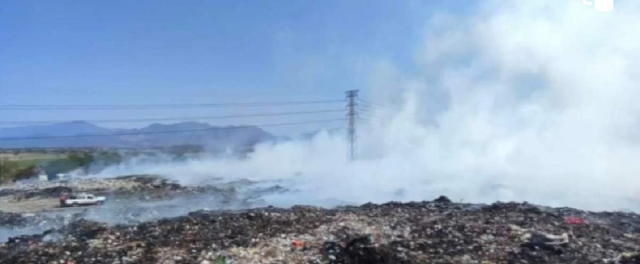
<box><xmin>1</xmin><ymin>198</ymin><xmax>639</xmax><ymax>264</ymax></box>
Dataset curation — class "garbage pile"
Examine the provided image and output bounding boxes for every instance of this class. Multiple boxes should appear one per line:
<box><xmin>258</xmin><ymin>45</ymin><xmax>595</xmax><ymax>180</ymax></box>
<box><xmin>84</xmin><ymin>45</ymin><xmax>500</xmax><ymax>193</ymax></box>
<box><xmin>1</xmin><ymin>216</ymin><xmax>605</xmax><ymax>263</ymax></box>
<box><xmin>114</xmin><ymin>175</ymin><xmax>182</xmax><ymax>190</ymax></box>
<box><xmin>1</xmin><ymin>198</ymin><xmax>639</xmax><ymax>264</ymax></box>
<box><xmin>0</xmin><ymin>211</ymin><xmax>79</xmax><ymax>243</ymax></box>
<box><xmin>0</xmin><ymin>211</ymin><xmax>77</xmax><ymax>229</ymax></box>
<box><xmin>0</xmin><ymin>212</ymin><xmax>30</xmax><ymax>227</ymax></box>
<box><xmin>109</xmin><ymin>177</ymin><xmax>286</xmax><ymax>204</ymax></box>
<box><xmin>13</xmin><ymin>186</ymin><xmax>74</xmax><ymax>201</ymax></box>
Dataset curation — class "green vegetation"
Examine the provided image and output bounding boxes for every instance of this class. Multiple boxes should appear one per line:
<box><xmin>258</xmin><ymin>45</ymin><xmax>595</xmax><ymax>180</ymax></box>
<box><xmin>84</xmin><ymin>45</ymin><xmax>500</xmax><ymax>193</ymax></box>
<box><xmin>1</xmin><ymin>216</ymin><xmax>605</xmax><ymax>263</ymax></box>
<box><xmin>0</xmin><ymin>145</ymin><xmax>204</xmax><ymax>184</ymax></box>
<box><xmin>0</xmin><ymin>160</ymin><xmax>39</xmax><ymax>183</ymax></box>
<box><xmin>0</xmin><ymin>150</ymin><xmax>124</xmax><ymax>184</ymax></box>
<box><xmin>0</xmin><ymin>152</ymin><xmax>66</xmax><ymax>183</ymax></box>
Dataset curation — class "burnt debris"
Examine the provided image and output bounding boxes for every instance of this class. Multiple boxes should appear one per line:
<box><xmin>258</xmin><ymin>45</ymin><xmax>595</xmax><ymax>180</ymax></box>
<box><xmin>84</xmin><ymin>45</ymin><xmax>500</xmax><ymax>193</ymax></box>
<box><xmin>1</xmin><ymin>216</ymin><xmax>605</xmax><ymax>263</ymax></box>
<box><xmin>0</xmin><ymin>201</ymin><xmax>639</xmax><ymax>264</ymax></box>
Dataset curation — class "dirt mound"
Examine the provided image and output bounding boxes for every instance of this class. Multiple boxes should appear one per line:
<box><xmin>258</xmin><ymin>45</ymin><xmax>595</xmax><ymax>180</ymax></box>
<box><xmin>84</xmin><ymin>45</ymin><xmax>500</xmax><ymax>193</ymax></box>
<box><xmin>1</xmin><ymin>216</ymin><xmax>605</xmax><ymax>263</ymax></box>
<box><xmin>24</xmin><ymin>186</ymin><xmax>73</xmax><ymax>199</ymax></box>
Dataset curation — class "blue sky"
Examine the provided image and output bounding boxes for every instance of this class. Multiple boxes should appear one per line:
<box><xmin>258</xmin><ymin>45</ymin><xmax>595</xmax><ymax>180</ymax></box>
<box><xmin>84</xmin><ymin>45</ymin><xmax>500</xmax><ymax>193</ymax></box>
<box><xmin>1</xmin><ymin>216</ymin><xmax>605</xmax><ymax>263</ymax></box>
<box><xmin>0</xmin><ymin>0</ymin><xmax>472</xmax><ymax>136</ymax></box>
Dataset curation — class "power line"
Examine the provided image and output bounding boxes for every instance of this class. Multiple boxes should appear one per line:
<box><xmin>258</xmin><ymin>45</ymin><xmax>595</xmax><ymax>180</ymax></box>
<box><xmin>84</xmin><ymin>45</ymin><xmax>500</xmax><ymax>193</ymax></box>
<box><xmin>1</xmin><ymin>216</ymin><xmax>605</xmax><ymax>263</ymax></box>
<box><xmin>358</xmin><ymin>107</ymin><xmax>387</xmax><ymax>120</ymax></box>
<box><xmin>358</xmin><ymin>99</ymin><xmax>385</xmax><ymax>106</ymax></box>
<box><xmin>357</xmin><ymin>118</ymin><xmax>372</xmax><ymax>124</ymax></box>
<box><xmin>357</xmin><ymin>112</ymin><xmax>375</xmax><ymax>119</ymax></box>
<box><xmin>0</xmin><ymin>109</ymin><xmax>345</xmax><ymax>126</ymax></box>
<box><xmin>358</xmin><ymin>107</ymin><xmax>378</xmax><ymax>114</ymax></box>
<box><xmin>0</xmin><ymin>119</ymin><xmax>346</xmax><ymax>141</ymax></box>
<box><xmin>358</xmin><ymin>99</ymin><xmax>403</xmax><ymax>112</ymax></box>
<box><xmin>357</xmin><ymin>114</ymin><xmax>374</xmax><ymax>120</ymax></box>
<box><xmin>0</xmin><ymin>100</ymin><xmax>345</xmax><ymax>110</ymax></box>
<box><xmin>359</xmin><ymin>103</ymin><xmax>401</xmax><ymax>112</ymax></box>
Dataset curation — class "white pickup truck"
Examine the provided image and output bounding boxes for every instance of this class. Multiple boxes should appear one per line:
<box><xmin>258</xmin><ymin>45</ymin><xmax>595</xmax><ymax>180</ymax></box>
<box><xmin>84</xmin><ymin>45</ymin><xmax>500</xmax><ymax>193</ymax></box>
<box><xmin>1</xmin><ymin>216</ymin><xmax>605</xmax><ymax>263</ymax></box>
<box><xmin>60</xmin><ymin>193</ymin><xmax>106</xmax><ymax>207</ymax></box>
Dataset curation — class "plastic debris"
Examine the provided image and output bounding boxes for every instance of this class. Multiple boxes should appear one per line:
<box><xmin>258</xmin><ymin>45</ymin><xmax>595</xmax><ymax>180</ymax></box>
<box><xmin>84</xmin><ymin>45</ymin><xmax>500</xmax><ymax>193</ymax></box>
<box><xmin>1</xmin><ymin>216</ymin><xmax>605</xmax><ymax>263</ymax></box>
<box><xmin>291</xmin><ymin>240</ymin><xmax>305</xmax><ymax>249</ymax></box>
<box><xmin>565</xmin><ymin>216</ymin><xmax>587</xmax><ymax>225</ymax></box>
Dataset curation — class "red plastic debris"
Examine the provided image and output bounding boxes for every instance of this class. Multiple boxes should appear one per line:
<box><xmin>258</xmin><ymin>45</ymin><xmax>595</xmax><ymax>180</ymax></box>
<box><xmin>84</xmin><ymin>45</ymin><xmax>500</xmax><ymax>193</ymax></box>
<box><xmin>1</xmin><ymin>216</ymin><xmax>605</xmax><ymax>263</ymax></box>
<box><xmin>565</xmin><ymin>217</ymin><xmax>587</xmax><ymax>225</ymax></box>
<box><xmin>291</xmin><ymin>240</ymin><xmax>305</xmax><ymax>248</ymax></box>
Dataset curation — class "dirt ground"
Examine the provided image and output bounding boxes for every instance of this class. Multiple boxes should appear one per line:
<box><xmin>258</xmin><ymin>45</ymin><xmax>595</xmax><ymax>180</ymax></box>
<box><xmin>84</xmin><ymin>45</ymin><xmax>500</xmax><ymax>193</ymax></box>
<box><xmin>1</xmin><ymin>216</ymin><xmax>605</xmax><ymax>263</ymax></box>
<box><xmin>0</xmin><ymin>198</ymin><xmax>60</xmax><ymax>213</ymax></box>
<box><xmin>0</xmin><ymin>175</ymin><xmax>155</xmax><ymax>214</ymax></box>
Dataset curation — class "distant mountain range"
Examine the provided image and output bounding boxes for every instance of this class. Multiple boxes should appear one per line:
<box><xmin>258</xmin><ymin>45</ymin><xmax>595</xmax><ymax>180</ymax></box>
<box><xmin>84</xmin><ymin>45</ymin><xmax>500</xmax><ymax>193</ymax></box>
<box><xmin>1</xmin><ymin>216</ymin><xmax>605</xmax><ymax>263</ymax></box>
<box><xmin>0</xmin><ymin>121</ymin><xmax>277</xmax><ymax>149</ymax></box>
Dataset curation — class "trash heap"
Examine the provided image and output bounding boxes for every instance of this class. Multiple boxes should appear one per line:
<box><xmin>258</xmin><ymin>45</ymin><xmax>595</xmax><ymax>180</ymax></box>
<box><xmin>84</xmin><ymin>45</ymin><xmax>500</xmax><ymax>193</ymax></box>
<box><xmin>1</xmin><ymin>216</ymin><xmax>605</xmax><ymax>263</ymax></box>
<box><xmin>1</xmin><ymin>197</ymin><xmax>640</xmax><ymax>264</ymax></box>
<box><xmin>0</xmin><ymin>211</ymin><xmax>77</xmax><ymax>229</ymax></box>
<box><xmin>0</xmin><ymin>211</ymin><xmax>79</xmax><ymax>243</ymax></box>
<box><xmin>0</xmin><ymin>211</ymin><xmax>31</xmax><ymax>227</ymax></box>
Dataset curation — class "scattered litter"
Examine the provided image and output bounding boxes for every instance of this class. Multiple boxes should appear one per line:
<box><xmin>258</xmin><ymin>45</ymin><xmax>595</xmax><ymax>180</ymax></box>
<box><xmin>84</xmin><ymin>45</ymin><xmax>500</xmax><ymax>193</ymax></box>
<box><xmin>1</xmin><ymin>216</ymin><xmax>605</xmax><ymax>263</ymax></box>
<box><xmin>520</xmin><ymin>231</ymin><xmax>569</xmax><ymax>255</ymax></box>
<box><xmin>565</xmin><ymin>216</ymin><xmax>587</xmax><ymax>225</ymax></box>
<box><xmin>214</xmin><ymin>256</ymin><xmax>226</xmax><ymax>264</ymax></box>
<box><xmin>291</xmin><ymin>240</ymin><xmax>305</xmax><ymax>249</ymax></box>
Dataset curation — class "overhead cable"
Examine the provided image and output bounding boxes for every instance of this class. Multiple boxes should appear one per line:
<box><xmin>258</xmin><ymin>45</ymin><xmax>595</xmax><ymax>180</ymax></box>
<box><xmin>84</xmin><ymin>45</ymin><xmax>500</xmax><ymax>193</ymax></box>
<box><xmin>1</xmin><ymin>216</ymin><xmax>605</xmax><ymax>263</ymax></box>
<box><xmin>0</xmin><ymin>100</ymin><xmax>345</xmax><ymax>110</ymax></box>
<box><xmin>0</xmin><ymin>109</ymin><xmax>345</xmax><ymax>126</ymax></box>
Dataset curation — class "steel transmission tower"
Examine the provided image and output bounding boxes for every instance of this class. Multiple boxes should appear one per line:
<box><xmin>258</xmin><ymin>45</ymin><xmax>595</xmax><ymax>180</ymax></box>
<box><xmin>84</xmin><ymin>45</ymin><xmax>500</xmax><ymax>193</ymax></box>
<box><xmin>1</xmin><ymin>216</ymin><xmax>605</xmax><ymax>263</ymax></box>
<box><xmin>346</xmin><ymin>90</ymin><xmax>359</xmax><ymax>160</ymax></box>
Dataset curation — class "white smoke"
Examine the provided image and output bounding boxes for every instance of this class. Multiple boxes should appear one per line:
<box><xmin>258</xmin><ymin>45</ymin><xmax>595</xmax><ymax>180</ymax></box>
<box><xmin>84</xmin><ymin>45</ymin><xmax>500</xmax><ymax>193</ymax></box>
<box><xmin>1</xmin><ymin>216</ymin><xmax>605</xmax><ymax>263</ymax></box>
<box><xmin>95</xmin><ymin>0</ymin><xmax>640</xmax><ymax>211</ymax></box>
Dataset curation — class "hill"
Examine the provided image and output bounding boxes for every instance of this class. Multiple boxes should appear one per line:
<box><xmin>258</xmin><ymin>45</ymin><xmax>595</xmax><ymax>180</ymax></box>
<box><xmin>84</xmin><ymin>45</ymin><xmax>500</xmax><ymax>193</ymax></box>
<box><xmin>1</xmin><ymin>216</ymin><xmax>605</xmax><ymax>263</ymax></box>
<box><xmin>0</xmin><ymin>121</ymin><xmax>276</xmax><ymax>149</ymax></box>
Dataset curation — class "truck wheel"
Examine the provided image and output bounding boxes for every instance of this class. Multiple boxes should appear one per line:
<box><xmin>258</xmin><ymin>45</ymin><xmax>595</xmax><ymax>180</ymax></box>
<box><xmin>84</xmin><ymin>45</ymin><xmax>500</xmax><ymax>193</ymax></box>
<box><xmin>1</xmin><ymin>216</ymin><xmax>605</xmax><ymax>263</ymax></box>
<box><xmin>72</xmin><ymin>203</ymin><xmax>78</xmax><ymax>207</ymax></box>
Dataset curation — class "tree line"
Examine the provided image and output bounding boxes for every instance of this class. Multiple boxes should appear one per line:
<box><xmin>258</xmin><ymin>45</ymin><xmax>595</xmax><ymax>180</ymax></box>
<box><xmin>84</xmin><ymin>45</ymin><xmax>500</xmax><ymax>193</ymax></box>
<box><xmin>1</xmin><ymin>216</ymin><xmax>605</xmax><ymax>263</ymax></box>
<box><xmin>0</xmin><ymin>145</ymin><xmax>205</xmax><ymax>184</ymax></box>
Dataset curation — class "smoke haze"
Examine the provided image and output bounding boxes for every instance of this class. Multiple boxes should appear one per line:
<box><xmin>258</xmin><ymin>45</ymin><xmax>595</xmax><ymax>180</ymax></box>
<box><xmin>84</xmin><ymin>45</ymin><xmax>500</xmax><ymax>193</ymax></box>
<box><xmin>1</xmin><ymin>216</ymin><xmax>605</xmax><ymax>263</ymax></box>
<box><xmin>96</xmin><ymin>0</ymin><xmax>640</xmax><ymax>212</ymax></box>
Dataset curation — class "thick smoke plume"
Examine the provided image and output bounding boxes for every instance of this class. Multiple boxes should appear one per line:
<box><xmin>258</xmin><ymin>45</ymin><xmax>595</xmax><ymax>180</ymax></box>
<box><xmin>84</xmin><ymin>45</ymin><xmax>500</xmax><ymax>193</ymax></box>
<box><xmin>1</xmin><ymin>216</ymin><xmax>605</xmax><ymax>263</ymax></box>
<box><xmin>97</xmin><ymin>0</ymin><xmax>640</xmax><ymax>212</ymax></box>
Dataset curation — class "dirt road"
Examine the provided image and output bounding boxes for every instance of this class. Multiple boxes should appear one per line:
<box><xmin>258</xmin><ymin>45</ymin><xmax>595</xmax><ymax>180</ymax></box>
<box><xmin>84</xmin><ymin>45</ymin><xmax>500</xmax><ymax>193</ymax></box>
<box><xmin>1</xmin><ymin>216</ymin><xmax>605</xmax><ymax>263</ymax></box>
<box><xmin>0</xmin><ymin>198</ymin><xmax>60</xmax><ymax>213</ymax></box>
